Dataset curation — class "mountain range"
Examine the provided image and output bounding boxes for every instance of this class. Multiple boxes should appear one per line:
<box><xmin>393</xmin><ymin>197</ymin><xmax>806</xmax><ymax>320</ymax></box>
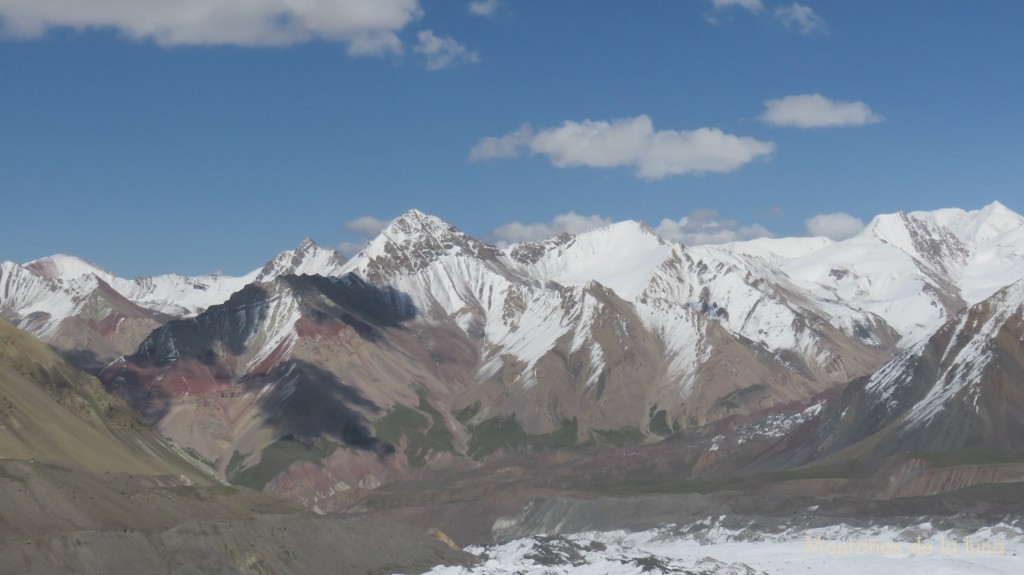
<box><xmin>3</xmin><ymin>201</ymin><xmax>1023</xmax><ymax>517</ymax></box>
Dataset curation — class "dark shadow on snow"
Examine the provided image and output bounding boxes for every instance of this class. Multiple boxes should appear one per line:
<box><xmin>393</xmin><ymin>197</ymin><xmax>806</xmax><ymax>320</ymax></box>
<box><xmin>253</xmin><ymin>360</ymin><xmax>394</xmax><ymax>456</ymax></box>
<box><xmin>282</xmin><ymin>273</ymin><xmax>418</xmax><ymax>343</ymax></box>
<box><xmin>134</xmin><ymin>285</ymin><xmax>274</xmax><ymax>368</ymax></box>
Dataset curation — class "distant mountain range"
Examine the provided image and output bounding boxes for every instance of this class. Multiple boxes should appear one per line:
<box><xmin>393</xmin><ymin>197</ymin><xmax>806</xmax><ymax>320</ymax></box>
<box><xmin>3</xmin><ymin>201</ymin><xmax>1023</xmax><ymax>514</ymax></box>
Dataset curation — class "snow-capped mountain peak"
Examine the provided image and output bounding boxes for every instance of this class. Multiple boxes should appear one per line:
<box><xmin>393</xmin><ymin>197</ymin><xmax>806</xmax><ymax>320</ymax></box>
<box><xmin>509</xmin><ymin>220</ymin><xmax>673</xmax><ymax>300</ymax></box>
<box><xmin>910</xmin><ymin>200</ymin><xmax>1024</xmax><ymax>247</ymax></box>
<box><xmin>23</xmin><ymin>253</ymin><xmax>113</xmax><ymax>282</ymax></box>
<box><xmin>351</xmin><ymin>210</ymin><xmax>506</xmax><ymax>280</ymax></box>
<box><xmin>255</xmin><ymin>238</ymin><xmax>347</xmax><ymax>282</ymax></box>
<box><xmin>859</xmin><ymin>210</ymin><xmax>969</xmax><ymax>272</ymax></box>
<box><xmin>382</xmin><ymin>208</ymin><xmax>462</xmax><ymax>242</ymax></box>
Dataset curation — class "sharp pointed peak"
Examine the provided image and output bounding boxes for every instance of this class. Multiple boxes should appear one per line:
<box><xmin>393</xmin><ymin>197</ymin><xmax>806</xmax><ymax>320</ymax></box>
<box><xmin>296</xmin><ymin>237</ymin><xmax>320</xmax><ymax>250</ymax></box>
<box><xmin>401</xmin><ymin>208</ymin><xmax>429</xmax><ymax>219</ymax></box>
<box><xmin>380</xmin><ymin>209</ymin><xmax>464</xmax><ymax>241</ymax></box>
<box><xmin>256</xmin><ymin>238</ymin><xmax>347</xmax><ymax>282</ymax></box>
<box><xmin>979</xmin><ymin>200</ymin><xmax>1021</xmax><ymax>218</ymax></box>
<box><xmin>390</xmin><ymin>208</ymin><xmax>450</xmax><ymax>227</ymax></box>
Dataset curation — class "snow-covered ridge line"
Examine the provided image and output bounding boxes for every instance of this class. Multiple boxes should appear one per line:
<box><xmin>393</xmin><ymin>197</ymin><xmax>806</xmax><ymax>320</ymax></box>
<box><xmin>2</xmin><ymin>238</ymin><xmax>347</xmax><ymax>319</ymax></box>
<box><xmin>4</xmin><ymin>202</ymin><xmax>1024</xmax><ymax>407</ymax></box>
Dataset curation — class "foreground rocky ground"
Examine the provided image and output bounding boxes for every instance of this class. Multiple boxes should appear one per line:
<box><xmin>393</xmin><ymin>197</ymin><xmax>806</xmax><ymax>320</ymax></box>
<box><xmin>0</xmin><ymin>460</ymin><xmax>471</xmax><ymax>575</ymax></box>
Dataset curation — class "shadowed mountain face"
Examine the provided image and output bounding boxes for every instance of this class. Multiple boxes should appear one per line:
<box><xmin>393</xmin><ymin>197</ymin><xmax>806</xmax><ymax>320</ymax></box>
<box><xmin>136</xmin><ymin>284</ymin><xmax>274</xmax><ymax>367</ymax></box>
<box><xmin>715</xmin><ymin>279</ymin><xmax>1024</xmax><ymax>500</ymax></box>
<box><xmin>0</xmin><ymin>241</ymin><xmax>349</xmax><ymax>372</ymax></box>
<box><xmin>99</xmin><ymin>274</ymin><xmax>477</xmax><ymax>511</ymax></box>
<box><xmin>256</xmin><ymin>360</ymin><xmax>390</xmax><ymax>453</ymax></box>
<box><xmin>786</xmin><ymin>280</ymin><xmax>1024</xmax><ymax>461</ymax></box>
<box><xmin>0</xmin><ymin>319</ymin><xmax>470</xmax><ymax>575</ymax></box>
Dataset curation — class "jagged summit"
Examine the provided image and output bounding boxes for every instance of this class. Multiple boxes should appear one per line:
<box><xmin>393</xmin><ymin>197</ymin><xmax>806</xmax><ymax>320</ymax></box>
<box><xmin>256</xmin><ymin>237</ymin><xmax>347</xmax><ymax>282</ymax></box>
<box><xmin>383</xmin><ymin>209</ymin><xmax>459</xmax><ymax>239</ymax></box>
<box><xmin>354</xmin><ymin>210</ymin><xmax>506</xmax><ymax>280</ymax></box>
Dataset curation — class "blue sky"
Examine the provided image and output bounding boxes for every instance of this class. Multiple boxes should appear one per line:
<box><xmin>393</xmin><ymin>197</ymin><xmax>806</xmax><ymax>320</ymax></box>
<box><xmin>1</xmin><ymin>0</ymin><xmax>1022</xmax><ymax>277</ymax></box>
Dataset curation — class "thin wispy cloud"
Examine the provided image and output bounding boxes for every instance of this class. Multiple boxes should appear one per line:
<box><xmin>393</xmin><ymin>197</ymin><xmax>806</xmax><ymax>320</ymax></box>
<box><xmin>711</xmin><ymin>0</ymin><xmax>764</xmax><ymax>12</ymax></box>
<box><xmin>344</xmin><ymin>216</ymin><xmax>389</xmax><ymax>237</ymax></box>
<box><xmin>469</xmin><ymin>125</ymin><xmax>533</xmax><ymax>161</ymax></box>
<box><xmin>471</xmin><ymin>116</ymin><xmax>775</xmax><ymax>180</ymax></box>
<box><xmin>468</xmin><ymin>0</ymin><xmax>501</xmax><ymax>17</ymax></box>
<box><xmin>762</xmin><ymin>94</ymin><xmax>883</xmax><ymax>128</ymax></box>
<box><xmin>488</xmin><ymin>209</ymin><xmax>774</xmax><ymax>247</ymax></box>
<box><xmin>775</xmin><ymin>3</ymin><xmax>828</xmax><ymax>35</ymax></box>
<box><xmin>656</xmin><ymin>210</ymin><xmax>775</xmax><ymax>245</ymax></box>
<box><xmin>0</xmin><ymin>0</ymin><xmax>423</xmax><ymax>54</ymax></box>
<box><xmin>414</xmin><ymin>30</ymin><xmax>479</xmax><ymax>71</ymax></box>
<box><xmin>805</xmin><ymin>212</ymin><xmax>865</xmax><ymax>240</ymax></box>
<box><xmin>490</xmin><ymin>212</ymin><xmax>613</xmax><ymax>246</ymax></box>
<box><xmin>338</xmin><ymin>215</ymin><xmax>390</xmax><ymax>256</ymax></box>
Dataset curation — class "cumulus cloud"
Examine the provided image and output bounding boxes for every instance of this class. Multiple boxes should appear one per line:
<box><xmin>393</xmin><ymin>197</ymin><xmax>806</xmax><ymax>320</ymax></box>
<box><xmin>804</xmin><ymin>212</ymin><xmax>864</xmax><ymax>240</ymax></box>
<box><xmin>775</xmin><ymin>3</ymin><xmax>828</xmax><ymax>34</ymax></box>
<box><xmin>711</xmin><ymin>0</ymin><xmax>764</xmax><ymax>11</ymax></box>
<box><xmin>0</xmin><ymin>0</ymin><xmax>423</xmax><ymax>53</ymax></box>
<box><xmin>470</xmin><ymin>116</ymin><xmax>774</xmax><ymax>180</ymax></box>
<box><xmin>336</xmin><ymin>241</ymin><xmax>370</xmax><ymax>257</ymax></box>
<box><xmin>337</xmin><ymin>215</ymin><xmax>391</xmax><ymax>256</ymax></box>
<box><xmin>762</xmin><ymin>94</ymin><xmax>883</xmax><ymax>128</ymax></box>
<box><xmin>489</xmin><ymin>212</ymin><xmax>613</xmax><ymax>246</ymax></box>
<box><xmin>655</xmin><ymin>210</ymin><xmax>775</xmax><ymax>245</ymax></box>
<box><xmin>343</xmin><ymin>216</ymin><xmax>389</xmax><ymax>237</ymax></box>
<box><xmin>468</xmin><ymin>0</ymin><xmax>500</xmax><ymax>17</ymax></box>
<box><xmin>414</xmin><ymin>30</ymin><xmax>479</xmax><ymax>71</ymax></box>
<box><xmin>468</xmin><ymin>125</ymin><xmax>532</xmax><ymax>161</ymax></box>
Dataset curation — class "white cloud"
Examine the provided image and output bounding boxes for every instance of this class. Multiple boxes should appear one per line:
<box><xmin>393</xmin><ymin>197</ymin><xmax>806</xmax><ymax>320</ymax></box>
<box><xmin>338</xmin><ymin>215</ymin><xmax>390</xmax><ymax>256</ymax></box>
<box><xmin>468</xmin><ymin>0</ymin><xmax>500</xmax><ymax>17</ymax></box>
<box><xmin>414</xmin><ymin>30</ymin><xmax>479</xmax><ymax>71</ymax></box>
<box><xmin>490</xmin><ymin>212</ymin><xmax>613</xmax><ymax>246</ymax></box>
<box><xmin>762</xmin><ymin>93</ymin><xmax>883</xmax><ymax>128</ymax></box>
<box><xmin>712</xmin><ymin>0</ymin><xmax>763</xmax><ymax>12</ymax></box>
<box><xmin>0</xmin><ymin>0</ymin><xmax>423</xmax><ymax>53</ymax></box>
<box><xmin>343</xmin><ymin>216</ymin><xmax>388</xmax><ymax>236</ymax></box>
<box><xmin>471</xmin><ymin>116</ymin><xmax>774</xmax><ymax>180</ymax></box>
<box><xmin>775</xmin><ymin>3</ymin><xmax>828</xmax><ymax>34</ymax></box>
<box><xmin>469</xmin><ymin>125</ymin><xmax>532</xmax><ymax>161</ymax></box>
<box><xmin>336</xmin><ymin>241</ymin><xmax>369</xmax><ymax>257</ymax></box>
<box><xmin>805</xmin><ymin>212</ymin><xmax>864</xmax><ymax>240</ymax></box>
<box><xmin>655</xmin><ymin>210</ymin><xmax>775</xmax><ymax>245</ymax></box>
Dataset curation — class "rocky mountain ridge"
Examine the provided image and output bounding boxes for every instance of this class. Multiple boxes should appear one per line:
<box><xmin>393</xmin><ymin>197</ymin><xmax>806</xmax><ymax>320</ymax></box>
<box><xmin>3</xmin><ymin>202</ymin><xmax>1023</xmax><ymax>515</ymax></box>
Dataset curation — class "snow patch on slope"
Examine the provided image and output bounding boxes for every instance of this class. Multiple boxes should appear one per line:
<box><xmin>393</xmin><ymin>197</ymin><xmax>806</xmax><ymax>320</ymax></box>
<box><xmin>510</xmin><ymin>221</ymin><xmax>673</xmax><ymax>300</ymax></box>
<box><xmin>413</xmin><ymin>521</ymin><xmax>1024</xmax><ymax>575</ymax></box>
